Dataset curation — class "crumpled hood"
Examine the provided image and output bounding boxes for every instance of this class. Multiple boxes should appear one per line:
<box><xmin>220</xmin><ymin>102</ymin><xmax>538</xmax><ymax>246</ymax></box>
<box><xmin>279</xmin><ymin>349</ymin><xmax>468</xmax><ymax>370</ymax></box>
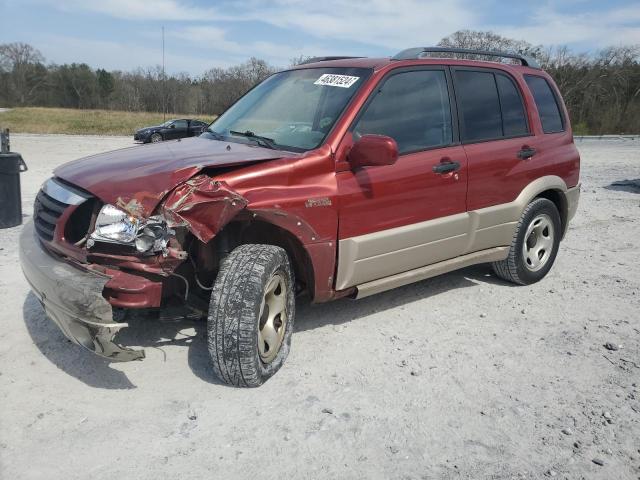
<box><xmin>54</xmin><ymin>136</ymin><xmax>296</xmax><ymax>216</ymax></box>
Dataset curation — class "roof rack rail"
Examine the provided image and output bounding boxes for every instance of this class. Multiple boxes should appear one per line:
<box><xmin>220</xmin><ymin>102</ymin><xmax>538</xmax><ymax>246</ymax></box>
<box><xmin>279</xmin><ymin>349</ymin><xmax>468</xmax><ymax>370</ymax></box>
<box><xmin>299</xmin><ymin>56</ymin><xmax>364</xmax><ymax>65</ymax></box>
<box><xmin>391</xmin><ymin>47</ymin><xmax>540</xmax><ymax>69</ymax></box>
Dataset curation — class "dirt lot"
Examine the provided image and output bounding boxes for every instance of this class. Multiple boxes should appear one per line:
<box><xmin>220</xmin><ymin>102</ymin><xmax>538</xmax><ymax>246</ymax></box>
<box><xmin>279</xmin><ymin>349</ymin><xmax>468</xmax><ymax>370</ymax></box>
<box><xmin>1</xmin><ymin>135</ymin><xmax>638</xmax><ymax>479</ymax></box>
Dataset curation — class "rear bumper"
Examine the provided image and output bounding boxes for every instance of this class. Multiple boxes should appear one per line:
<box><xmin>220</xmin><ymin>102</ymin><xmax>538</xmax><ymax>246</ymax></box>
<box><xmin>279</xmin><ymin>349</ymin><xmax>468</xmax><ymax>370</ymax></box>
<box><xmin>561</xmin><ymin>183</ymin><xmax>580</xmax><ymax>239</ymax></box>
<box><xmin>19</xmin><ymin>221</ymin><xmax>145</xmax><ymax>361</ymax></box>
<box><xmin>566</xmin><ymin>183</ymin><xmax>581</xmax><ymax>223</ymax></box>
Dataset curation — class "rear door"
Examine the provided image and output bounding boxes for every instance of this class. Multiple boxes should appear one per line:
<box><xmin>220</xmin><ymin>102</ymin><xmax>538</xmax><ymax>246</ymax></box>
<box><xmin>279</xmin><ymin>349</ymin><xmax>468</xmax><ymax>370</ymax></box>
<box><xmin>188</xmin><ymin>120</ymin><xmax>205</xmax><ymax>137</ymax></box>
<box><xmin>452</xmin><ymin>67</ymin><xmax>537</xmax><ymax>252</ymax></box>
<box><xmin>335</xmin><ymin>67</ymin><xmax>469</xmax><ymax>289</ymax></box>
<box><xmin>453</xmin><ymin>67</ymin><xmax>535</xmax><ymax>210</ymax></box>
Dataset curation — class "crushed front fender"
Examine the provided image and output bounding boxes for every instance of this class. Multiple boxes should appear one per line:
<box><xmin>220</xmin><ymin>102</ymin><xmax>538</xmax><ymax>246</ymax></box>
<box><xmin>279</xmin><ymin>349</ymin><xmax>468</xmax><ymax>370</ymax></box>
<box><xmin>161</xmin><ymin>175</ymin><xmax>248</xmax><ymax>243</ymax></box>
<box><xmin>20</xmin><ymin>221</ymin><xmax>145</xmax><ymax>361</ymax></box>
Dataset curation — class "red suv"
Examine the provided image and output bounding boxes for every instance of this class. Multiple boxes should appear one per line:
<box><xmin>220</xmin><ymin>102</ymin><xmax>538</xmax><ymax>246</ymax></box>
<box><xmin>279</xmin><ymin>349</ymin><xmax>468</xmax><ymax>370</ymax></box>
<box><xmin>20</xmin><ymin>47</ymin><xmax>580</xmax><ymax>387</ymax></box>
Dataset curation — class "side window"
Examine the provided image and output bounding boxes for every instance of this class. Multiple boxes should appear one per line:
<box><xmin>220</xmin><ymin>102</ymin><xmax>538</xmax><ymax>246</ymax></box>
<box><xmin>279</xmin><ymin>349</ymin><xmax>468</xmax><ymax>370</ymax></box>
<box><xmin>496</xmin><ymin>74</ymin><xmax>528</xmax><ymax>136</ymax></box>
<box><xmin>454</xmin><ymin>70</ymin><xmax>502</xmax><ymax>142</ymax></box>
<box><xmin>353</xmin><ymin>70</ymin><xmax>452</xmax><ymax>154</ymax></box>
<box><xmin>524</xmin><ymin>75</ymin><xmax>564</xmax><ymax>133</ymax></box>
<box><xmin>173</xmin><ymin>120</ymin><xmax>188</xmax><ymax>129</ymax></box>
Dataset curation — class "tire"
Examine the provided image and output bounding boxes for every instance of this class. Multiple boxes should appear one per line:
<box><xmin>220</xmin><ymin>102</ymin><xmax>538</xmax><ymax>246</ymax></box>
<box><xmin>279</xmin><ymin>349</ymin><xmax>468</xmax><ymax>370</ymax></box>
<box><xmin>207</xmin><ymin>244</ymin><xmax>295</xmax><ymax>387</ymax></box>
<box><xmin>150</xmin><ymin>133</ymin><xmax>163</xmax><ymax>143</ymax></box>
<box><xmin>492</xmin><ymin>198</ymin><xmax>561</xmax><ymax>285</ymax></box>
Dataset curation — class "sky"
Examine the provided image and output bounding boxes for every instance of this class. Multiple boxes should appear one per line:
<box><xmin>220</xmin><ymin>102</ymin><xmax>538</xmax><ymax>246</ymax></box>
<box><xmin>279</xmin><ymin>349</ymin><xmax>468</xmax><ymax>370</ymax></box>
<box><xmin>1</xmin><ymin>0</ymin><xmax>639</xmax><ymax>75</ymax></box>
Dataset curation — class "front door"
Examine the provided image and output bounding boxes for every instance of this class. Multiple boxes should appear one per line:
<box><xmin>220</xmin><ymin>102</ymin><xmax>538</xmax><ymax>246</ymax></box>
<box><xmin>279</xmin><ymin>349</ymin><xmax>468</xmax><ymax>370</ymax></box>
<box><xmin>335</xmin><ymin>67</ymin><xmax>469</xmax><ymax>289</ymax></box>
<box><xmin>166</xmin><ymin>119</ymin><xmax>188</xmax><ymax>140</ymax></box>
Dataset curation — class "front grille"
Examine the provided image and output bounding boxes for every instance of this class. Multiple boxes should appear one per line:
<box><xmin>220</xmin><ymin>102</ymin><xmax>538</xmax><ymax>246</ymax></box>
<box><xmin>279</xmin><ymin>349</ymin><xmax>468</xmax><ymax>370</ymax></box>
<box><xmin>33</xmin><ymin>189</ymin><xmax>69</xmax><ymax>241</ymax></box>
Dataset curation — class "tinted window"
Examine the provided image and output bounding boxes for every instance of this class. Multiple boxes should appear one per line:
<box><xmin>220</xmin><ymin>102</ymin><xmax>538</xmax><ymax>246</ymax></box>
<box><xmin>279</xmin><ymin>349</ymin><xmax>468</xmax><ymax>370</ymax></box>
<box><xmin>353</xmin><ymin>70</ymin><xmax>452</xmax><ymax>154</ymax></box>
<box><xmin>524</xmin><ymin>75</ymin><xmax>564</xmax><ymax>133</ymax></box>
<box><xmin>454</xmin><ymin>70</ymin><xmax>502</xmax><ymax>141</ymax></box>
<box><xmin>173</xmin><ymin>120</ymin><xmax>188</xmax><ymax>129</ymax></box>
<box><xmin>496</xmin><ymin>74</ymin><xmax>528</xmax><ymax>136</ymax></box>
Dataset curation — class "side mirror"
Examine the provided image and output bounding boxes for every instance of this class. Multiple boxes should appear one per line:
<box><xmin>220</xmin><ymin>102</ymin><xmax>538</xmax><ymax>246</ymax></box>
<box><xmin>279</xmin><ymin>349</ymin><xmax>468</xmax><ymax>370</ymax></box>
<box><xmin>170</xmin><ymin>124</ymin><xmax>176</xmax><ymax>129</ymax></box>
<box><xmin>349</xmin><ymin>134</ymin><xmax>398</xmax><ymax>169</ymax></box>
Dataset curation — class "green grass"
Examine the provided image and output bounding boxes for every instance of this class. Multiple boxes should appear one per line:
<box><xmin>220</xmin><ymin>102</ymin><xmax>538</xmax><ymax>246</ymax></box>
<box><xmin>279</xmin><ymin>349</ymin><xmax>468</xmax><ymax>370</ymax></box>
<box><xmin>0</xmin><ymin>107</ymin><xmax>216</xmax><ymax>136</ymax></box>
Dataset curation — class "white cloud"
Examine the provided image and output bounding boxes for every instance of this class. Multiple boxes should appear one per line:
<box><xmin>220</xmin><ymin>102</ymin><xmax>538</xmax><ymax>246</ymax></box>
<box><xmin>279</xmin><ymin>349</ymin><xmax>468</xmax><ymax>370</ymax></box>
<box><xmin>42</xmin><ymin>0</ymin><xmax>224</xmax><ymax>21</ymax></box>
<box><xmin>168</xmin><ymin>26</ymin><xmax>334</xmax><ymax>65</ymax></box>
<box><xmin>35</xmin><ymin>0</ymin><xmax>478</xmax><ymax>49</ymax></box>
<box><xmin>221</xmin><ymin>0</ymin><xmax>478</xmax><ymax>50</ymax></box>
<box><xmin>36</xmin><ymin>34</ymin><xmax>231</xmax><ymax>73</ymax></box>
<box><xmin>487</xmin><ymin>5</ymin><xmax>640</xmax><ymax>48</ymax></box>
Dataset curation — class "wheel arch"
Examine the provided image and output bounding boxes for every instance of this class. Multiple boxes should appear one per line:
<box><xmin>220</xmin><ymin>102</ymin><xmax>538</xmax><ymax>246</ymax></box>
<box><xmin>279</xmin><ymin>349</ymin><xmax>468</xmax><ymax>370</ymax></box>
<box><xmin>236</xmin><ymin>220</ymin><xmax>316</xmax><ymax>298</ymax></box>
<box><xmin>534</xmin><ymin>188</ymin><xmax>568</xmax><ymax>237</ymax></box>
<box><xmin>516</xmin><ymin>175</ymin><xmax>569</xmax><ymax>238</ymax></box>
<box><xmin>191</xmin><ymin>218</ymin><xmax>316</xmax><ymax>299</ymax></box>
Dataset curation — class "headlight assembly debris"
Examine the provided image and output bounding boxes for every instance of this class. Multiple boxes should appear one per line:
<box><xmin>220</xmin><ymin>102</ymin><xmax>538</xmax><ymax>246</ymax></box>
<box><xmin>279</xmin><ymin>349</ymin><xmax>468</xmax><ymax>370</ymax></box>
<box><xmin>88</xmin><ymin>204</ymin><xmax>173</xmax><ymax>254</ymax></box>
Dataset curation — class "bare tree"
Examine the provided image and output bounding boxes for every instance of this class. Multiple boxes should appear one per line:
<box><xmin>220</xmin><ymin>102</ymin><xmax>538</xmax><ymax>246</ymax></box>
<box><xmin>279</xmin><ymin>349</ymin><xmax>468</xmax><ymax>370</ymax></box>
<box><xmin>0</xmin><ymin>42</ymin><xmax>46</xmax><ymax>104</ymax></box>
<box><xmin>289</xmin><ymin>55</ymin><xmax>314</xmax><ymax>67</ymax></box>
<box><xmin>202</xmin><ymin>57</ymin><xmax>276</xmax><ymax>114</ymax></box>
<box><xmin>0</xmin><ymin>42</ymin><xmax>44</xmax><ymax>70</ymax></box>
<box><xmin>437</xmin><ymin>30</ymin><xmax>543</xmax><ymax>63</ymax></box>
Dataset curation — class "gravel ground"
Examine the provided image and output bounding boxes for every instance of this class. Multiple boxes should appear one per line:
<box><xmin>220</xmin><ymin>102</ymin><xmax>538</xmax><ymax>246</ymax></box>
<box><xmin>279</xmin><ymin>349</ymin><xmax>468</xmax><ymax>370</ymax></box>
<box><xmin>1</xmin><ymin>134</ymin><xmax>639</xmax><ymax>480</ymax></box>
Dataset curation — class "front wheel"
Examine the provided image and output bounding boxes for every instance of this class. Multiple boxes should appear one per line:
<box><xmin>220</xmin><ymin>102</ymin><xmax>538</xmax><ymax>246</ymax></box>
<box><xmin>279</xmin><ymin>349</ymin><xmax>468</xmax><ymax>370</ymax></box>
<box><xmin>492</xmin><ymin>198</ymin><xmax>561</xmax><ymax>285</ymax></box>
<box><xmin>207</xmin><ymin>244</ymin><xmax>295</xmax><ymax>387</ymax></box>
<box><xmin>150</xmin><ymin>133</ymin><xmax>163</xmax><ymax>143</ymax></box>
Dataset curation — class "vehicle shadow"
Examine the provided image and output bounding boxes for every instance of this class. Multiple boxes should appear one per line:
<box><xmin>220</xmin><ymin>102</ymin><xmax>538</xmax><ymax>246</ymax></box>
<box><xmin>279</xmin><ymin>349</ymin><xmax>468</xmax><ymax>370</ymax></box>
<box><xmin>295</xmin><ymin>264</ymin><xmax>506</xmax><ymax>332</ymax></box>
<box><xmin>23</xmin><ymin>292</ymin><xmax>136</xmax><ymax>390</ymax></box>
<box><xmin>23</xmin><ymin>264</ymin><xmax>509</xmax><ymax>388</ymax></box>
<box><xmin>605</xmin><ymin>179</ymin><xmax>640</xmax><ymax>193</ymax></box>
<box><xmin>115</xmin><ymin>315</ymin><xmax>226</xmax><ymax>386</ymax></box>
<box><xmin>22</xmin><ymin>291</ymin><xmax>224</xmax><ymax>388</ymax></box>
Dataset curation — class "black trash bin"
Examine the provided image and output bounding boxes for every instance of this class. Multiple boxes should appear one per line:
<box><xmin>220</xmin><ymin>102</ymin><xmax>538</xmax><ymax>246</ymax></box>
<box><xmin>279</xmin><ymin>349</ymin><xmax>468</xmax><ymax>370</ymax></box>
<box><xmin>0</xmin><ymin>152</ymin><xmax>28</xmax><ymax>228</ymax></box>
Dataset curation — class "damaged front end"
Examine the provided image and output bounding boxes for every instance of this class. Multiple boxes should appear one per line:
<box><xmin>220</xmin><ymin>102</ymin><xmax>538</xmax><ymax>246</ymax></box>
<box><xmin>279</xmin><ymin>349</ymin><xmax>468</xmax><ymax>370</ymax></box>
<box><xmin>20</xmin><ymin>221</ymin><xmax>145</xmax><ymax>361</ymax></box>
<box><xmin>21</xmin><ymin>175</ymin><xmax>250</xmax><ymax>362</ymax></box>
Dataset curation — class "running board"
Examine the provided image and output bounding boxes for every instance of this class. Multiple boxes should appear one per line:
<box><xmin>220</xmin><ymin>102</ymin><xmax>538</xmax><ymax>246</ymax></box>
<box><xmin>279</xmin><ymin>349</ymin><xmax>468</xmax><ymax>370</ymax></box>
<box><xmin>353</xmin><ymin>247</ymin><xmax>509</xmax><ymax>299</ymax></box>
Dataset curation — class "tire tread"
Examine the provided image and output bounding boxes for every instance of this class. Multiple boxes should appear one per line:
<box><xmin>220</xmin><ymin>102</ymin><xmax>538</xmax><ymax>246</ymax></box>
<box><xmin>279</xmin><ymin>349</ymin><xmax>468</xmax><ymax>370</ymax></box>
<box><xmin>207</xmin><ymin>244</ymin><xmax>294</xmax><ymax>387</ymax></box>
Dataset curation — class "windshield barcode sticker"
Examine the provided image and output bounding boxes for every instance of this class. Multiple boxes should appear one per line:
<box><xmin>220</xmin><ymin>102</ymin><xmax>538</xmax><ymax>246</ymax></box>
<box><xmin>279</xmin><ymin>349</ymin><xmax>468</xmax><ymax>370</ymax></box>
<box><xmin>314</xmin><ymin>74</ymin><xmax>360</xmax><ymax>88</ymax></box>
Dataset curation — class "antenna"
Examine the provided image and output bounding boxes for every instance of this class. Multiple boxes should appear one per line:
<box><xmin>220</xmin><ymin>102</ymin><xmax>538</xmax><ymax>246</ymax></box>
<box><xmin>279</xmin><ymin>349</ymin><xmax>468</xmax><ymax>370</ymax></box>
<box><xmin>162</xmin><ymin>26</ymin><xmax>166</xmax><ymax>122</ymax></box>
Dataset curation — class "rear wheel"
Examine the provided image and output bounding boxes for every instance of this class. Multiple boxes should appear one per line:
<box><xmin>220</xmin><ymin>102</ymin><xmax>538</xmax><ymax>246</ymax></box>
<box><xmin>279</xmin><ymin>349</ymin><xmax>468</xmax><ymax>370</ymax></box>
<box><xmin>150</xmin><ymin>133</ymin><xmax>163</xmax><ymax>143</ymax></box>
<box><xmin>207</xmin><ymin>244</ymin><xmax>295</xmax><ymax>387</ymax></box>
<box><xmin>492</xmin><ymin>198</ymin><xmax>561</xmax><ymax>285</ymax></box>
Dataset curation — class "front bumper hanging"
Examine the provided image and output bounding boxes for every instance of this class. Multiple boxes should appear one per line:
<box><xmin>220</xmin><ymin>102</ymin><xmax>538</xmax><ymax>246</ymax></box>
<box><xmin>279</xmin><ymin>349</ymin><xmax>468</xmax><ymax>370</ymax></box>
<box><xmin>19</xmin><ymin>221</ymin><xmax>145</xmax><ymax>361</ymax></box>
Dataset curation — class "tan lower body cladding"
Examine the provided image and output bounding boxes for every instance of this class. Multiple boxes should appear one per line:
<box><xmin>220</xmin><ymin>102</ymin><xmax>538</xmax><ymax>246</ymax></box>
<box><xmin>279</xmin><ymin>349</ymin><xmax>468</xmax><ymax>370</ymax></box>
<box><xmin>335</xmin><ymin>176</ymin><xmax>580</xmax><ymax>293</ymax></box>
<box><xmin>354</xmin><ymin>247</ymin><xmax>509</xmax><ymax>299</ymax></box>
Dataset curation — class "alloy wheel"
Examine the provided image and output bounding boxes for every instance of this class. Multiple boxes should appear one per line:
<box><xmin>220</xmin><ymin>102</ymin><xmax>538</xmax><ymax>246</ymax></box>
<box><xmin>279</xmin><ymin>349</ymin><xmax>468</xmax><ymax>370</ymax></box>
<box><xmin>522</xmin><ymin>213</ymin><xmax>555</xmax><ymax>272</ymax></box>
<box><xmin>257</xmin><ymin>273</ymin><xmax>288</xmax><ymax>364</ymax></box>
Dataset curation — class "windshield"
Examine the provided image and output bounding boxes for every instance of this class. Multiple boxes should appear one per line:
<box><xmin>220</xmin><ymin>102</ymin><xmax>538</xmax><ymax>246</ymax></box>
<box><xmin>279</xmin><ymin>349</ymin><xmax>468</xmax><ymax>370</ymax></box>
<box><xmin>205</xmin><ymin>67</ymin><xmax>372</xmax><ymax>152</ymax></box>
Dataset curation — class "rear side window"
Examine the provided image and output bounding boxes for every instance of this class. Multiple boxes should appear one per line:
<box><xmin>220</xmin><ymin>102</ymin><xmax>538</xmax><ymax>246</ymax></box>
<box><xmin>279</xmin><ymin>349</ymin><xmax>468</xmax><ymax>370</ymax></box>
<box><xmin>353</xmin><ymin>70</ymin><xmax>453</xmax><ymax>154</ymax></box>
<box><xmin>496</xmin><ymin>75</ymin><xmax>528</xmax><ymax>136</ymax></box>
<box><xmin>454</xmin><ymin>69</ymin><xmax>530</xmax><ymax>142</ymax></box>
<box><xmin>454</xmin><ymin>70</ymin><xmax>502</xmax><ymax>141</ymax></box>
<box><xmin>524</xmin><ymin>75</ymin><xmax>564</xmax><ymax>133</ymax></box>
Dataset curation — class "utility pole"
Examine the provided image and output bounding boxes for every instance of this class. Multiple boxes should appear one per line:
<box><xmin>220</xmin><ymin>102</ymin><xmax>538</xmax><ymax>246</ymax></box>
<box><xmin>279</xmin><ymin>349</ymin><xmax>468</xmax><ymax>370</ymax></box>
<box><xmin>162</xmin><ymin>26</ymin><xmax>166</xmax><ymax>122</ymax></box>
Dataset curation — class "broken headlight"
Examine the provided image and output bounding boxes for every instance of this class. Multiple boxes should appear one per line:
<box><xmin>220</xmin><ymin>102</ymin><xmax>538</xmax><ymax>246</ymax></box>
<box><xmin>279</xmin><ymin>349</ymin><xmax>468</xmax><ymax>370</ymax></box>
<box><xmin>89</xmin><ymin>204</ymin><xmax>173</xmax><ymax>254</ymax></box>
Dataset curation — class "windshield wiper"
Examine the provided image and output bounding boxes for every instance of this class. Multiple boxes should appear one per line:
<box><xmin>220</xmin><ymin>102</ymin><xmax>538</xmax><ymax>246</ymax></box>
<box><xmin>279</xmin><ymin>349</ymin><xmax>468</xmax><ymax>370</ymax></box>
<box><xmin>229</xmin><ymin>130</ymin><xmax>277</xmax><ymax>149</ymax></box>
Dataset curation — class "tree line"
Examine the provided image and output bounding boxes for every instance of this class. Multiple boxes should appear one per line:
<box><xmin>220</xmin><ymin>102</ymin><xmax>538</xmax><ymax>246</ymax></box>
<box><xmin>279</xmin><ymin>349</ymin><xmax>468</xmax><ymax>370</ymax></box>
<box><xmin>1</xmin><ymin>31</ymin><xmax>639</xmax><ymax>134</ymax></box>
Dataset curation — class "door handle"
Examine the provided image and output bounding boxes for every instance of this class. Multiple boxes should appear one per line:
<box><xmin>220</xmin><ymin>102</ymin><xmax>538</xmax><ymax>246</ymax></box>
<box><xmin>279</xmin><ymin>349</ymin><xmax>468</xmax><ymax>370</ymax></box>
<box><xmin>433</xmin><ymin>160</ymin><xmax>460</xmax><ymax>174</ymax></box>
<box><xmin>517</xmin><ymin>146</ymin><xmax>537</xmax><ymax>159</ymax></box>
